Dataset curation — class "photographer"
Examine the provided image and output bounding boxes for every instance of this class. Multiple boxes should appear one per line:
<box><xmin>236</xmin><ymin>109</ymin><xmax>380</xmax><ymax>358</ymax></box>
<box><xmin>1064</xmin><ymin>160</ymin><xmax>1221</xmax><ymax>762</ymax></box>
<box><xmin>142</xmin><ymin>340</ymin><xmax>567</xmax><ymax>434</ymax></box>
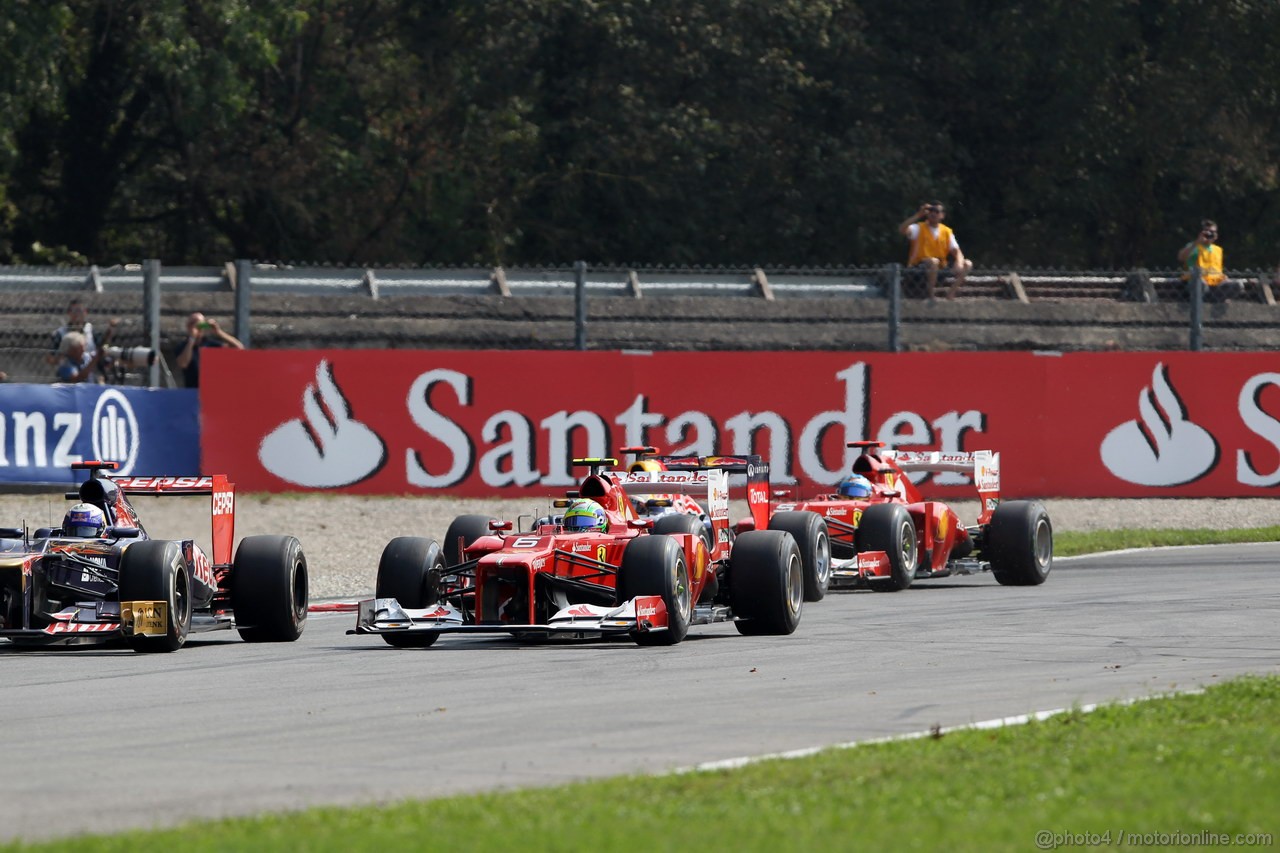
<box><xmin>176</xmin><ymin>312</ymin><xmax>244</xmax><ymax>388</ymax></box>
<box><xmin>899</xmin><ymin>200</ymin><xmax>973</xmax><ymax>302</ymax></box>
<box><xmin>53</xmin><ymin>331</ymin><xmax>104</xmax><ymax>383</ymax></box>
<box><xmin>47</xmin><ymin>298</ymin><xmax>97</xmax><ymax>365</ymax></box>
<box><xmin>1178</xmin><ymin>219</ymin><xmax>1243</xmax><ymax>302</ymax></box>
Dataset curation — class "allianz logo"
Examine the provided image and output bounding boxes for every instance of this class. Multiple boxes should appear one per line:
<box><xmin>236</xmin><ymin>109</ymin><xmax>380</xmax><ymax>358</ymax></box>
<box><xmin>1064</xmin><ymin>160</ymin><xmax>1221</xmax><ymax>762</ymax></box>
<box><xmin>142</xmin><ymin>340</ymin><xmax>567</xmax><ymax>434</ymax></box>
<box><xmin>0</xmin><ymin>390</ymin><xmax>139</xmax><ymax>473</ymax></box>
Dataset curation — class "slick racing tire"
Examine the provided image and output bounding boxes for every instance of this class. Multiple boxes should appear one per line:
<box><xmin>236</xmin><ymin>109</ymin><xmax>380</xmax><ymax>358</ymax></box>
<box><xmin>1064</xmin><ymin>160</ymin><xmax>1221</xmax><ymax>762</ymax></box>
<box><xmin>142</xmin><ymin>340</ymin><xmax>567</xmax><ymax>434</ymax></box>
<box><xmin>118</xmin><ymin>540</ymin><xmax>192</xmax><ymax>653</ymax></box>
<box><xmin>652</xmin><ymin>512</ymin><xmax>715</xmax><ymax>557</ymax></box>
<box><xmin>617</xmin><ymin>535</ymin><xmax>692</xmax><ymax>646</ymax></box>
<box><xmin>985</xmin><ymin>501</ymin><xmax>1053</xmax><ymax>586</ymax></box>
<box><xmin>233</xmin><ymin>535</ymin><xmax>309</xmax><ymax>642</ymax></box>
<box><xmin>443</xmin><ymin>515</ymin><xmax>497</xmax><ymax>567</ymax></box>
<box><xmin>857</xmin><ymin>503</ymin><xmax>918</xmax><ymax>592</ymax></box>
<box><xmin>376</xmin><ymin>536</ymin><xmax>446</xmax><ymax>648</ymax></box>
<box><xmin>768</xmin><ymin>511</ymin><xmax>831</xmax><ymax>602</ymax></box>
<box><xmin>729</xmin><ymin>530</ymin><xmax>803</xmax><ymax>636</ymax></box>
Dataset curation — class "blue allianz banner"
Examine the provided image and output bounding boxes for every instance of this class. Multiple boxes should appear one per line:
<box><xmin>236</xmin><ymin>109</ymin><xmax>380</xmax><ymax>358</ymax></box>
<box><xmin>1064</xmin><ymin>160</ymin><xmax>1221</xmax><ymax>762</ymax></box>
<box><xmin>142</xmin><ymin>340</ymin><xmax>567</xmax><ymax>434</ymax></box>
<box><xmin>0</xmin><ymin>384</ymin><xmax>199</xmax><ymax>484</ymax></box>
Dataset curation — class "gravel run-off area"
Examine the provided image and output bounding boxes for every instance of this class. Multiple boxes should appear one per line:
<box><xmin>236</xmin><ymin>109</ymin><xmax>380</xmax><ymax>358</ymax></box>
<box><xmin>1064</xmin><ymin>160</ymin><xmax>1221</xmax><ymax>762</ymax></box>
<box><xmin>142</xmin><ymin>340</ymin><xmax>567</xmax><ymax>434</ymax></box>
<box><xmin>1</xmin><ymin>492</ymin><xmax>1273</xmax><ymax>601</ymax></box>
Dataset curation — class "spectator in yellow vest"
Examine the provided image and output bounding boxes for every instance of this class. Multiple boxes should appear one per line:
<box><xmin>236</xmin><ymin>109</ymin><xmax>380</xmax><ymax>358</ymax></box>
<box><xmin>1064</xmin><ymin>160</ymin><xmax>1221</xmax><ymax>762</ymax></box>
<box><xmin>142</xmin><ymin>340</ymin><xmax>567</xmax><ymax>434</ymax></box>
<box><xmin>1177</xmin><ymin>219</ymin><xmax>1242</xmax><ymax>302</ymax></box>
<box><xmin>899</xmin><ymin>201</ymin><xmax>972</xmax><ymax>301</ymax></box>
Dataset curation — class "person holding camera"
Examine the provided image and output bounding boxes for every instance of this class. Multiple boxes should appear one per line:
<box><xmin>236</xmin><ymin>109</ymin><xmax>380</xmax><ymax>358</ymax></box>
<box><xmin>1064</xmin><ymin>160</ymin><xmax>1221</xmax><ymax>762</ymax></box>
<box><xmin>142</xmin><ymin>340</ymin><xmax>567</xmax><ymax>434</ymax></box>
<box><xmin>53</xmin><ymin>331</ymin><xmax>104</xmax><ymax>383</ymax></box>
<box><xmin>47</xmin><ymin>298</ymin><xmax>97</xmax><ymax>366</ymax></box>
<box><xmin>899</xmin><ymin>200</ymin><xmax>973</xmax><ymax>301</ymax></box>
<box><xmin>1178</xmin><ymin>219</ymin><xmax>1242</xmax><ymax>302</ymax></box>
<box><xmin>176</xmin><ymin>312</ymin><xmax>244</xmax><ymax>388</ymax></box>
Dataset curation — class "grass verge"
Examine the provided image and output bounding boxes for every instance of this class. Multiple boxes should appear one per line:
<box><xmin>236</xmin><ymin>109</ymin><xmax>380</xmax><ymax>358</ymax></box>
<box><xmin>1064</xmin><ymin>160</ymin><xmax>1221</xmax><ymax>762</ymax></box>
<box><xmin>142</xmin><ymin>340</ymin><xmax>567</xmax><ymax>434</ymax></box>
<box><xmin>1054</xmin><ymin>525</ymin><xmax>1280</xmax><ymax>557</ymax></box>
<box><xmin>6</xmin><ymin>676</ymin><xmax>1277</xmax><ymax>852</ymax></box>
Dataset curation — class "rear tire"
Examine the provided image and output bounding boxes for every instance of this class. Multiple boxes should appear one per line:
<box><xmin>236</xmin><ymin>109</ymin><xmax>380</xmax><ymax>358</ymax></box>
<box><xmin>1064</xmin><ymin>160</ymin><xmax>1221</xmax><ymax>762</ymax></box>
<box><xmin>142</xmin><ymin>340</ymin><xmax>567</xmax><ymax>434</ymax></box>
<box><xmin>617</xmin><ymin>536</ymin><xmax>692</xmax><ymax>646</ymax></box>
<box><xmin>730</xmin><ymin>530</ymin><xmax>802</xmax><ymax>636</ymax></box>
<box><xmin>375</xmin><ymin>536</ymin><xmax>444</xmax><ymax>647</ymax></box>
<box><xmin>443</xmin><ymin>515</ymin><xmax>496</xmax><ymax>567</ymax></box>
<box><xmin>986</xmin><ymin>501</ymin><xmax>1053</xmax><ymax>586</ymax></box>
<box><xmin>768</xmin><ymin>511</ymin><xmax>830</xmax><ymax>602</ymax></box>
<box><xmin>652</xmin><ymin>512</ymin><xmax>714</xmax><ymax>554</ymax></box>
<box><xmin>118</xmin><ymin>540</ymin><xmax>192</xmax><ymax>653</ymax></box>
<box><xmin>857</xmin><ymin>504</ymin><xmax>917</xmax><ymax>592</ymax></box>
<box><xmin>233</xmin><ymin>535</ymin><xmax>309</xmax><ymax>642</ymax></box>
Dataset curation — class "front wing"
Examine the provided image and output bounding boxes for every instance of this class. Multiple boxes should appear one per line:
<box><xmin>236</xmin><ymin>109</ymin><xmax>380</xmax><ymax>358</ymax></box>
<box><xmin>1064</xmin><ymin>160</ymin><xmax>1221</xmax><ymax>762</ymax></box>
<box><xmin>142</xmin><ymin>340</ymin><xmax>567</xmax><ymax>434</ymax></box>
<box><xmin>349</xmin><ymin>595</ymin><xmax>670</xmax><ymax>640</ymax></box>
<box><xmin>1</xmin><ymin>600</ymin><xmax>172</xmax><ymax>645</ymax></box>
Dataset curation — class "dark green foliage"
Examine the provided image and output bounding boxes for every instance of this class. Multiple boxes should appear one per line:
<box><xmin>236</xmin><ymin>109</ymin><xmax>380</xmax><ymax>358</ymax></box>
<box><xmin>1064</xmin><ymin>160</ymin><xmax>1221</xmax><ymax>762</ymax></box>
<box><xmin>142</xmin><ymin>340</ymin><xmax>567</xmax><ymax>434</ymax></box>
<box><xmin>0</xmin><ymin>1</ymin><xmax>1277</xmax><ymax>268</ymax></box>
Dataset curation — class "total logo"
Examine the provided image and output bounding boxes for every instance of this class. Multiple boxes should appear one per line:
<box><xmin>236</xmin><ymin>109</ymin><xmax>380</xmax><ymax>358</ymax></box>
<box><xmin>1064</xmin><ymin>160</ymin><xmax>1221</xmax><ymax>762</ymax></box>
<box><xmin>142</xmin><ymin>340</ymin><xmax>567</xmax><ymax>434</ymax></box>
<box><xmin>1100</xmin><ymin>363</ymin><xmax>1280</xmax><ymax>487</ymax></box>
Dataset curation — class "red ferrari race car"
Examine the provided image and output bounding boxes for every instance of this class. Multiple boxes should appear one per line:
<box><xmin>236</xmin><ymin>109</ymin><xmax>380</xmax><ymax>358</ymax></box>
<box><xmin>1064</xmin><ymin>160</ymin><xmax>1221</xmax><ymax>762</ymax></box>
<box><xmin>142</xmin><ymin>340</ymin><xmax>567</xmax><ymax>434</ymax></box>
<box><xmin>618</xmin><ymin>445</ymin><xmax>710</xmax><ymax>530</ymax></box>
<box><xmin>763</xmin><ymin>441</ymin><xmax>1052</xmax><ymax>593</ymax></box>
<box><xmin>350</xmin><ymin>456</ymin><xmax>819</xmax><ymax>647</ymax></box>
<box><xmin>0</xmin><ymin>461</ymin><xmax>308</xmax><ymax>651</ymax></box>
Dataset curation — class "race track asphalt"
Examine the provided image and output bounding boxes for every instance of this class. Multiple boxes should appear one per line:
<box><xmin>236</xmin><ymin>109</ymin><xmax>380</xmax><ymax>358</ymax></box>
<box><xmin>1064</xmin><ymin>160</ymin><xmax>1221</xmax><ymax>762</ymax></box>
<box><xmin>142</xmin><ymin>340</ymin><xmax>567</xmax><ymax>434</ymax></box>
<box><xmin>2</xmin><ymin>543</ymin><xmax>1277</xmax><ymax>842</ymax></box>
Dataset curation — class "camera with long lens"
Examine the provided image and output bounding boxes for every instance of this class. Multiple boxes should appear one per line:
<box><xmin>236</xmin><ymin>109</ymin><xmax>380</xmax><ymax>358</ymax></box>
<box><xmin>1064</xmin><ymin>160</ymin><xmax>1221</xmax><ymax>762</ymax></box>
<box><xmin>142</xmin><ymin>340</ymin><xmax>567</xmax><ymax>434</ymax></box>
<box><xmin>101</xmin><ymin>345</ymin><xmax>156</xmax><ymax>369</ymax></box>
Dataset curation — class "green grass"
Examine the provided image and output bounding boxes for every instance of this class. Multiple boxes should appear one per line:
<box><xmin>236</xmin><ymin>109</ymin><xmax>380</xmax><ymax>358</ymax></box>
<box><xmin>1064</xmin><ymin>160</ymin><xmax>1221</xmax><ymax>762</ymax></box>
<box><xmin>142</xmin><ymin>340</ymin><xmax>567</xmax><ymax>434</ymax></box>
<box><xmin>1054</xmin><ymin>525</ymin><xmax>1280</xmax><ymax>557</ymax></box>
<box><xmin>7</xmin><ymin>676</ymin><xmax>1278</xmax><ymax>852</ymax></box>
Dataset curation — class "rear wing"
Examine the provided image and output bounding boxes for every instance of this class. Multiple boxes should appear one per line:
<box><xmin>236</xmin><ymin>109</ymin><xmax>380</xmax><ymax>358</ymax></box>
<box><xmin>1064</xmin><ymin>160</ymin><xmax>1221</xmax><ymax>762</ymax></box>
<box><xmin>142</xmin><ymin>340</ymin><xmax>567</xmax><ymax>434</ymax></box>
<box><xmin>616</xmin><ymin>468</ymin><xmax>730</xmax><ymax>524</ymax></box>
<box><xmin>648</xmin><ymin>454</ymin><xmax>771</xmax><ymax>532</ymax></box>
<box><xmin>881</xmin><ymin>450</ymin><xmax>1001</xmax><ymax>523</ymax></box>
<box><xmin>64</xmin><ymin>464</ymin><xmax>237</xmax><ymax>566</ymax></box>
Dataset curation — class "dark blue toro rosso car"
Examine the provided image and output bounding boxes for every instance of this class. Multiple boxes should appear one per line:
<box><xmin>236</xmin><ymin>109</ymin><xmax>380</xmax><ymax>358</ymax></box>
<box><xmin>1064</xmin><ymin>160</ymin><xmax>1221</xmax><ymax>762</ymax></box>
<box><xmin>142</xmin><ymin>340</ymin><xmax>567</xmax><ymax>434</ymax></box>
<box><xmin>0</xmin><ymin>461</ymin><xmax>308</xmax><ymax>652</ymax></box>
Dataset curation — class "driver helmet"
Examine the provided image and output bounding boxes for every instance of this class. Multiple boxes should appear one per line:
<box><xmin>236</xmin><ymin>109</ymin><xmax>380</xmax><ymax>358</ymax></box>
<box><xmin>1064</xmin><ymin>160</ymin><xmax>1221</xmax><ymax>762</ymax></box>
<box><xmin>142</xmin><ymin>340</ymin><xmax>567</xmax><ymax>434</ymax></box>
<box><xmin>629</xmin><ymin>459</ymin><xmax>663</xmax><ymax>473</ymax></box>
<box><xmin>562</xmin><ymin>498</ymin><xmax>608</xmax><ymax>533</ymax></box>
<box><xmin>62</xmin><ymin>503</ymin><xmax>107</xmax><ymax>538</ymax></box>
<box><xmin>836</xmin><ymin>474</ymin><xmax>874</xmax><ymax>499</ymax></box>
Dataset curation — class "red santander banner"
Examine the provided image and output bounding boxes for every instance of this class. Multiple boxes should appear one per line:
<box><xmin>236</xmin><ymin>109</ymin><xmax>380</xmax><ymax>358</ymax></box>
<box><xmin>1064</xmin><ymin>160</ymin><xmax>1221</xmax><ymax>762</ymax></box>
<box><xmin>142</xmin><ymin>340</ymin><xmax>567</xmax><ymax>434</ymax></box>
<box><xmin>201</xmin><ymin>350</ymin><xmax>1280</xmax><ymax>498</ymax></box>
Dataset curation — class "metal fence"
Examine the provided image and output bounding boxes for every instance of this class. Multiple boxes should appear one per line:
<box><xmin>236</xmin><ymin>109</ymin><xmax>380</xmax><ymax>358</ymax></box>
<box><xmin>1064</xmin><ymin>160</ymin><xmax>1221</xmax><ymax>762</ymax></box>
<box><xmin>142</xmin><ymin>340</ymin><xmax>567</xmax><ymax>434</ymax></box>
<box><xmin>1</xmin><ymin>260</ymin><xmax>1275</xmax><ymax>385</ymax></box>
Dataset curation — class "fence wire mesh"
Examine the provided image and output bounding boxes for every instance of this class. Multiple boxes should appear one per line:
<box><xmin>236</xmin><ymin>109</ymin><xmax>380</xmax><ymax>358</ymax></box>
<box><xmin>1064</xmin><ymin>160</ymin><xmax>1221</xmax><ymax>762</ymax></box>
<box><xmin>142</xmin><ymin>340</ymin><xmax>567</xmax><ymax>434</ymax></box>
<box><xmin>1</xmin><ymin>263</ymin><xmax>1277</xmax><ymax>386</ymax></box>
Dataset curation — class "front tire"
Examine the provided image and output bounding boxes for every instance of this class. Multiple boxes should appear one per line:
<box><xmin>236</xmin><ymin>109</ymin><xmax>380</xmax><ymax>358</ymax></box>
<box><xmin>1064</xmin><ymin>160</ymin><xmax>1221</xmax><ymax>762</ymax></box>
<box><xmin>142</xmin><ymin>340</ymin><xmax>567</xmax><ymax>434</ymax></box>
<box><xmin>857</xmin><ymin>503</ymin><xmax>917</xmax><ymax>592</ymax></box>
<box><xmin>233</xmin><ymin>535</ymin><xmax>309</xmax><ymax>642</ymax></box>
<box><xmin>443</xmin><ymin>515</ymin><xmax>496</xmax><ymax>567</ymax></box>
<box><xmin>375</xmin><ymin>536</ymin><xmax>445</xmax><ymax>647</ymax></box>
<box><xmin>118</xmin><ymin>540</ymin><xmax>192</xmax><ymax>653</ymax></box>
<box><xmin>768</xmin><ymin>511</ymin><xmax>830</xmax><ymax>602</ymax></box>
<box><xmin>985</xmin><ymin>501</ymin><xmax>1053</xmax><ymax>586</ymax></box>
<box><xmin>617</xmin><ymin>536</ymin><xmax>692</xmax><ymax>646</ymax></box>
<box><xmin>730</xmin><ymin>530</ymin><xmax>803</xmax><ymax>636</ymax></box>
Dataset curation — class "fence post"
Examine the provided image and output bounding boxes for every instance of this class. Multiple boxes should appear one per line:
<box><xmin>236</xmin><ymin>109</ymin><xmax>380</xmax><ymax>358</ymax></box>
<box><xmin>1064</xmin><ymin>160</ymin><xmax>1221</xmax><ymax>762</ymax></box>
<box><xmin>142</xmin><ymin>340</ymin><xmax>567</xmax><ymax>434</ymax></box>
<box><xmin>234</xmin><ymin>259</ymin><xmax>252</xmax><ymax>348</ymax></box>
<box><xmin>1189</xmin><ymin>267</ymin><xmax>1203</xmax><ymax>351</ymax></box>
<box><xmin>143</xmin><ymin>259</ymin><xmax>161</xmax><ymax>388</ymax></box>
<box><xmin>888</xmin><ymin>263</ymin><xmax>902</xmax><ymax>353</ymax></box>
<box><xmin>574</xmin><ymin>260</ymin><xmax>587</xmax><ymax>350</ymax></box>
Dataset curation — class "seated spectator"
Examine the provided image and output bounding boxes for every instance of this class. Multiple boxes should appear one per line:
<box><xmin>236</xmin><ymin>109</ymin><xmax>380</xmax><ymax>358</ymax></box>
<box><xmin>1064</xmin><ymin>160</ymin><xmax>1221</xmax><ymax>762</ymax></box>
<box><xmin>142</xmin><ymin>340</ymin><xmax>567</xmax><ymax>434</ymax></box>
<box><xmin>54</xmin><ymin>331</ymin><xmax>103</xmax><ymax>383</ymax></box>
<box><xmin>899</xmin><ymin>201</ymin><xmax>973</xmax><ymax>301</ymax></box>
<box><xmin>175</xmin><ymin>312</ymin><xmax>244</xmax><ymax>388</ymax></box>
<box><xmin>1178</xmin><ymin>219</ymin><xmax>1243</xmax><ymax>302</ymax></box>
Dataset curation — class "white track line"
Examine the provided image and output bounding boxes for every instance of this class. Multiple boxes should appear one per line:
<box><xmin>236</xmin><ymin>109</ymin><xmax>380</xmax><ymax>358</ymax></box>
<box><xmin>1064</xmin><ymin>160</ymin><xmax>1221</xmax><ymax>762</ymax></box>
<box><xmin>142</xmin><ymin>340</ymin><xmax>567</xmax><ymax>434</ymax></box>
<box><xmin>679</xmin><ymin>688</ymin><xmax>1205</xmax><ymax>774</ymax></box>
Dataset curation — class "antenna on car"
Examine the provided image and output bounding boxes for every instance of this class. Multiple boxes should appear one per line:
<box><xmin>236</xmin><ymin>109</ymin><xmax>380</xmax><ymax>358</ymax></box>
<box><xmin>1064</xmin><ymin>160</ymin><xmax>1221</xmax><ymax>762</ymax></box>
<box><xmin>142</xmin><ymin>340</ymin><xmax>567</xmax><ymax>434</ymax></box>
<box><xmin>70</xmin><ymin>460</ymin><xmax>120</xmax><ymax>480</ymax></box>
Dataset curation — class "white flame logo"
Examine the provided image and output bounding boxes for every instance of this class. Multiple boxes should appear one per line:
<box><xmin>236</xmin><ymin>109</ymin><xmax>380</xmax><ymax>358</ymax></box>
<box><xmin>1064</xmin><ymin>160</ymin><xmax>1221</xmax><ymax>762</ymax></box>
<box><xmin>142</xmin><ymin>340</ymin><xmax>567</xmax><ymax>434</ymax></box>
<box><xmin>1100</xmin><ymin>363</ymin><xmax>1218</xmax><ymax>486</ymax></box>
<box><xmin>258</xmin><ymin>360</ymin><xmax>387</xmax><ymax>488</ymax></box>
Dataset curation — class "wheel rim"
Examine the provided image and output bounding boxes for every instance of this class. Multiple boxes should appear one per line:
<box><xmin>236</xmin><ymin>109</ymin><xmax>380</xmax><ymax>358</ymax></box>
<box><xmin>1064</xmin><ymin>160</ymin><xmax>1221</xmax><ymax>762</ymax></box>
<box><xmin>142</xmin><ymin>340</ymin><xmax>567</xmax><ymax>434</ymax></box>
<box><xmin>1033</xmin><ymin>518</ymin><xmax>1052</xmax><ymax>567</ymax></box>
<box><xmin>672</xmin><ymin>559</ymin><xmax>692</xmax><ymax>623</ymax></box>
<box><xmin>785</xmin><ymin>551</ymin><xmax>803</xmax><ymax>614</ymax></box>
<box><xmin>814</xmin><ymin>531</ymin><xmax>831</xmax><ymax>585</ymax></box>
<box><xmin>898</xmin><ymin>521</ymin><xmax>917</xmax><ymax>575</ymax></box>
<box><xmin>174</xmin><ymin>565</ymin><xmax>191</xmax><ymax>629</ymax></box>
<box><xmin>292</xmin><ymin>561</ymin><xmax>309</xmax><ymax>621</ymax></box>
